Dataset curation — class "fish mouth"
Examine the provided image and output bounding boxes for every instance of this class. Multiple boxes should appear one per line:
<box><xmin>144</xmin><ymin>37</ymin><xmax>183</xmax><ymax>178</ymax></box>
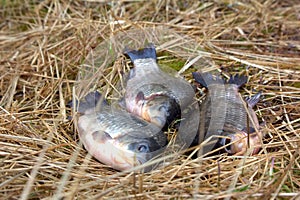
<box><xmin>116</xmin><ymin>152</ymin><xmax>157</xmax><ymax>172</ymax></box>
<box><xmin>141</xmin><ymin>98</ymin><xmax>180</xmax><ymax>128</ymax></box>
<box><xmin>221</xmin><ymin>137</ymin><xmax>234</xmax><ymax>154</ymax></box>
<box><xmin>107</xmin><ymin>148</ymin><xmax>151</xmax><ymax>171</ymax></box>
<box><xmin>151</xmin><ymin>116</ymin><xmax>167</xmax><ymax>128</ymax></box>
<box><xmin>141</xmin><ymin>104</ymin><xmax>167</xmax><ymax>128</ymax></box>
<box><xmin>220</xmin><ymin>131</ymin><xmax>261</xmax><ymax>155</ymax></box>
<box><xmin>134</xmin><ymin>155</ymin><xmax>147</xmax><ymax>166</ymax></box>
<box><xmin>115</xmin><ymin>137</ymin><xmax>166</xmax><ymax>171</ymax></box>
<box><xmin>220</xmin><ymin>134</ymin><xmax>245</xmax><ymax>154</ymax></box>
<box><xmin>132</xmin><ymin>151</ymin><xmax>164</xmax><ymax>172</ymax></box>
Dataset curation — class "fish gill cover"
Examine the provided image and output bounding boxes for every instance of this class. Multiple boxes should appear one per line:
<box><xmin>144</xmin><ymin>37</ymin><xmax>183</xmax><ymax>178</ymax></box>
<box><xmin>72</xmin><ymin>26</ymin><xmax>229</xmax><ymax>171</ymax></box>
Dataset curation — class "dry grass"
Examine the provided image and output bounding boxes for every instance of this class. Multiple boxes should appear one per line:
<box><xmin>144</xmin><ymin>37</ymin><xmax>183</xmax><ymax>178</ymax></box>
<box><xmin>0</xmin><ymin>0</ymin><xmax>300</xmax><ymax>199</ymax></box>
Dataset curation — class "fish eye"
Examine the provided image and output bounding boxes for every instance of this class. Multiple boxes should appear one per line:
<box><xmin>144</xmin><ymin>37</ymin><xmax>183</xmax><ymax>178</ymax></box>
<box><xmin>128</xmin><ymin>142</ymin><xmax>150</xmax><ymax>153</ymax></box>
<box><xmin>137</xmin><ymin>143</ymin><xmax>150</xmax><ymax>153</ymax></box>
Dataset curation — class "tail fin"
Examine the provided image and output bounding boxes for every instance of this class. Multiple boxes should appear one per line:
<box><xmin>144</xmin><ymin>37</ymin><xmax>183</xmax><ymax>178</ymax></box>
<box><xmin>245</xmin><ymin>91</ymin><xmax>262</xmax><ymax>108</ymax></box>
<box><xmin>192</xmin><ymin>72</ymin><xmax>224</xmax><ymax>88</ymax></box>
<box><xmin>193</xmin><ymin>72</ymin><xmax>248</xmax><ymax>88</ymax></box>
<box><xmin>68</xmin><ymin>91</ymin><xmax>107</xmax><ymax>114</ymax></box>
<box><xmin>124</xmin><ymin>43</ymin><xmax>157</xmax><ymax>62</ymax></box>
<box><xmin>228</xmin><ymin>74</ymin><xmax>248</xmax><ymax>88</ymax></box>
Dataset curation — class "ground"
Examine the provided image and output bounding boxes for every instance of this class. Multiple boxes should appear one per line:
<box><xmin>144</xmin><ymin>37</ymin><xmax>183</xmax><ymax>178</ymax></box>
<box><xmin>0</xmin><ymin>0</ymin><xmax>299</xmax><ymax>199</ymax></box>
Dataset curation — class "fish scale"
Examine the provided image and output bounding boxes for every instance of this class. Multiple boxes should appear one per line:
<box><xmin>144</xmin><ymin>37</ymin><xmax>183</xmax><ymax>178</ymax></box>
<box><xmin>95</xmin><ymin>108</ymin><xmax>162</xmax><ymax>139</ymax></box>
<box><xmin>193</xmin><ymin>72</ymin><xmax>262</xmax><ymax>155</ymax></box>
<box><xmin>124</xmin><ymin>44</ymin><xmax>196</xmax><ymax>129</ymax></box>
<box><xmin>204</xmin><ymin>82</ymin><xmax>257</xmax><ymax>133</ymax></box>
<box><xmin>70</xmin><ymin>91</ymin><xmax>168</xmax><ymax>171</ymax></box>
<box><xmin>126</xmin><ymin>64</ymin><xmax>194</xmax><ymax>108</ymax></box>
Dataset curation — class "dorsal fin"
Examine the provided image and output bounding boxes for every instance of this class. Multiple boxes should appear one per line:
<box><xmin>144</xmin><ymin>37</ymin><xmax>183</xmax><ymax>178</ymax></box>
<box><xmin>68</xmin><ymin>91</ymin><xmax>108</xmax><ymax>114</ymax></box>
<box><xmin>124</xmin><ymin>43</ymin><xmax>157</xmax><ymax>62</ymax></box>
<box><xmin>193</xmin><ymin>72</ymin><xmax>248</xmax><ymax>88</ymax></box>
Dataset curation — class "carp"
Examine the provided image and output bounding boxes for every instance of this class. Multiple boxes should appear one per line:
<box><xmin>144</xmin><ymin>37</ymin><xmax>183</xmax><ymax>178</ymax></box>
<box><xmin>193</xmin><ymin>72</ymin><xmax>263</xmax><ymax>155</ymax></box>
<box><xmin>70</xmin><ymin>91</ymin><xmax>167</xmax><ymax>171</ymax></box>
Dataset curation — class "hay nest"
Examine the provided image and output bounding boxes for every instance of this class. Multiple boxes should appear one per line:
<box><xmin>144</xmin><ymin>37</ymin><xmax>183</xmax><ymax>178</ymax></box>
<box><xmin>0</xmin><ymin>0</ymin><xmax>299</xmax><ymax>199</ymax></box>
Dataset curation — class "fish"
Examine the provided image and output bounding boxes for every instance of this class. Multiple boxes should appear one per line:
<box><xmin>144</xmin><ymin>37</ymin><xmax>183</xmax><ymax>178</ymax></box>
<box><xmin>192</xmin><ymin>72</ymin><xmax>263</xmax><ymax>155</ymax></box>
<box><xmin>70</xmin><ymin>91</ymin><xmax>168</xmax><ymax>172</ymax></box>
<box><xmin>122</xmin><ymin>44</ymin><xmax>195</xmax><ymax>129</ymax></box>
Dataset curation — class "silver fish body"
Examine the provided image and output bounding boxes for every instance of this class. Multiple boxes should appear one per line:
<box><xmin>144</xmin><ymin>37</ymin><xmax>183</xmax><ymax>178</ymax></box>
<box><xmin>123</xmin><ymin>44</ymin><xmax>195</xmax><ymax>128</ymax></box>
<box><xmin>71</xmin><ymin>91</ymin><xmax>167</xmax><ymax>171</ymax></box>
<box><xmin>193</xmin><ymin>72</ymin><xmax>262</xmax><ymax>155</ymax></box>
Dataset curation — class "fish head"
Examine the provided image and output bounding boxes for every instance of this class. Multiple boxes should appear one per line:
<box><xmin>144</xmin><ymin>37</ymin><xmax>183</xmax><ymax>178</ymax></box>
<box><xmin>113</xmin><ymin>130</ymin><xmax>168</xmax><ymax>171</ymax></box>
<box><xmin>220</xmin><ymin>133</ymin><xmax>246</xmax><ymax>154</ymax></box>
<box><xmin>75</xmin><ymin>92</ymin><xmax>168</xmax><ymax>172</ymax></box>
<box><xmin>141</xmin><ymin>95</ymin><xmax>180</xmax><ymax>128</ymax></box>
<box><xmin>220</xmin><ymin>130</ymin><xmax>261</xmax><ymax>155</ymax></box>
<box><xmin>79</xmin><ymin>125</ymin><xmax>167</xmax><ymax>171</ymax></box>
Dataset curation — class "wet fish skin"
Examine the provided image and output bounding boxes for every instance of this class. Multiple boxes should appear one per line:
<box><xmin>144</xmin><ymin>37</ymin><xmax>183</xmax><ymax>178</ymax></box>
<box><xmin>123</xmin><ymin>44</ymin><xmax>194</xmax><ymax>128</ymax></box>
<box><xmin>71</xmin><ymin>91</ymin><xmax>167</xmax><ymax>171</ymax></box>
<box><xmin>219</xmin><ymin>127</ymin><xmax>261</xmax><ymax>156</ymax></box>
<box><xmin>193</xmin><ymin>72</ymin><xmax>262</xmax><ymax>155</ymax></box>
<box><xmin>125</xmin><ymin>84</ymin><xmax>181</xmax><ymax>129</ymax></box>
